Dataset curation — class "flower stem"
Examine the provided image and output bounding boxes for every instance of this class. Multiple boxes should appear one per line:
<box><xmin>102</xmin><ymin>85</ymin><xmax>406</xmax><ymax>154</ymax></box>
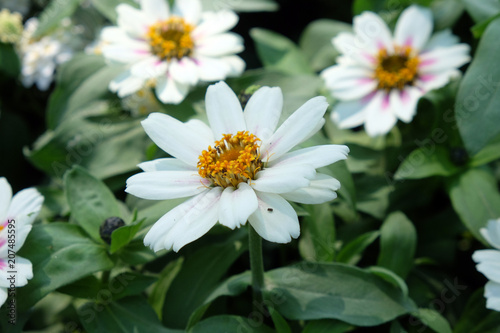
<box><xmin>248</xmin><ymin>224</ymin><xmax>264</xmax><ymax>306</ymax></box>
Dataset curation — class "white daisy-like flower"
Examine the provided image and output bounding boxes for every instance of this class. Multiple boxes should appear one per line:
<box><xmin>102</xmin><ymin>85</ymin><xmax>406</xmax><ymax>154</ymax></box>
<box><xmin>321</xmin><ymin>5</ymin><xmax>471</xmax><ymax>137</ymax></box>
<box><xmin>101</xmin><ymin>0</ymin><xmax>245</xmax><ymax>105</ymax></box>
<box><xmin>0</xmin><ymin>178</ymin><xmax>44</xmax><ymax>308</ymax></box>
<box><xmin>126</xmin><ymin>82</ymin><xmax>349</xmax><ymax>252</ymax></box>
<box><xmin>473</xmin><ymin>218</ymin><xmax>500</xmax><ymax>312</ymax></box>
<box><xmin>18</xmin><ymin>18</ymin><xmax>82</xmax><ymax>90</ymax></box>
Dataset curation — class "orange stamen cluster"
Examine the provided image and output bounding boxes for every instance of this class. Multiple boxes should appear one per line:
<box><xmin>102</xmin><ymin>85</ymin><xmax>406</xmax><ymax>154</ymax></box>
<box><xmin>197</xmin><ymin>131</ymin><xmax>263</xmax><ymax>188</ymax></box>
<box><xmin>374</xmin><ymin>46</ymin><xmax>419</xmax><ymax>91</ymax></box>
<box><xmin>147</xmin><ymin>17</ymin><xmax>194</xmax><ymax>61</ymax></box>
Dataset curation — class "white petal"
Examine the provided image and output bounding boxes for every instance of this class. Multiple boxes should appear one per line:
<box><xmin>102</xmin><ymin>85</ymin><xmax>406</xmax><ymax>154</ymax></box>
<box><xmin>485</xmin><ymin>281</ymin><xmax>500</xmax><ymax>312</ymax></box>
<box><xmin>141</xmin><ymin>112</ymin><xmax>212</xmax><ymax>166</ymax></box>
<box><xmin>333</xmin><ymin>32</ymin><xmax>378</xmax><ymax>67</ymax></box>
<box><xmin>222</xmin><ymin>55</ymin><xmax>246</xmax><ymax>77</ymax></box>
<box><xmin>169</xmin><ymin>58</ymin><xmax>199</xmax><ymax>85</ymax></box>
<box><xmin>116</xmin><ymin>4</ymin><xmax>150</xmax><ymax>38</ymax></box>
<box><xmin>244</xmin><ymin>86</ymin><xmax>283</xmax><ymax>141</ymax></box>
<box><xmin>389</xmin><ymin>87</ymin><xmax>423</xmax><ymax>123</ymax></box>
<box><xmin>0</xmin><ymin>256</ymin><xmax>32</xmax><ymax>288</ymax></box>
<box><xmin>423</xmin><ymin>29</ymin><xmax>459</xmax><ymax>52</ymax></box>
<box><xmin>353</xmin><ymin>11</ymin><xmax>394</xmax><ymax>53</ymax></box>
<box><xmin>155</xmin><ymin>76</ymin><xmax>190</xmax><ymax>104</ymax></box>
<box><xmin>415</xmin><ymin>70</ymin><xmax>460</xmax><ymax>92</ymax></box>
<box><xmin>192</xmin><ymin>10</ymin><xmax>239</xmax><ymax>39</ymax></box>
<box><xmin>364</xmin><ymin>91</ymin><xmax>398</xmax><ymax>137</ymax></box>
<box><xmin>481</xmin><ymin>219</ymin><xmax>500</xmax><ymax>250</ymax></box>
<box><xmin>281</xmin><ymin>173</ymin><xmax>341</xmax><ymax>204</ymax></box>
<box><xmin>7</xmin><ymin>188</ymin><xmax>43</xmax><ymax>223</ymax></box>
<box><xmin>102</xmin><ymin>43</ymin><xmax>150</xmax><ymax>64</ymax></box>
<box><xmin>194</xmin><ymin>56</ymin><xmax>231</xmax><ymax>82</ymax></box>
<box><xmin>418</xmin><ymin>44</ymin><xmax>471</xmax><ymax>74</ymax></box>
<box><xmin>394</xmin><ymin>5</ymin><xmax>433</xmax><ymax>51</ymax></box>
<box><xmin>0</xmin><ymin>288</ymin><xmax>6</xmax><ymax>308</ymax></box>
<box><xmin>0</xmin><ymin>178</ymin><xmax>12</xmax><ymax>222</ymax></box>
<box><xmin>173</xmin><ymin>0</ymin><xmax>202</xmax><ymax>24</ymax></box>
<box><xmin>252</xmin><ymin>164</ymin><xmax>315</xmax><ymax>194</ymax></box>
<box><xmin>130</xmin><ymin>56</ymin><xmax>168</xmax><ymax>79</ymax></box>
<box><xmin>126</xmin><ymin>171</ymin><xmax>210</xmax><ymax>200</ymax></box>
<box><xmin>248</xmin><ymin>191</ymin><xmax>300</xmax><ymax>243</ymax></box>
<box><xmin>473</xmin><ymin>250</ymin><xmax>500</xmax><ymax>283</ymax></box>
<box><xmin>219</xmin><ymin>183</ymin><xmax>258</xmax><ymax>229</ymax></box>
<box><xmin>196</xmin><ymin>33</ymin><xmax>244</xmax><ymax>57</ymax></box>
<box><xmin>110</xmin><ymin>70</ymin><xmax>146</xmax><ymax>97</ymax></box>
<box><xmin>269</xmin><ymin>145</ymin><xmax>349</xmax><ymax>169</ymax></box>
<box><xmin>332</xmin><ymin>99</ymin><xmax>368</xmax><ymax>129</ymax></box>
<box><xmin>261</xmin><ymin>96</ymin><xmax>328</xmax><ymax>161</ymax></box>
<box><xmin>205</xmin><ymin>81</ymin><xmax>246</xmax><ymax>139</ymax></box>
<box><xmin>138</xmin><ymin>158</ymin><xmax>197</xmax><ymax>172</ymax></box>
<box><xmin>100</xmin><ymin>26</ymin><xmax>142</xmax><ymax>44</ymax></box>
<box><xmin>322</xmin><ymin>65</ymin><xmax>377</xmax><ymax>101</ymax></box>
<box><xmin>141</xmin><ymin>0</ymin><xmax>169</xmax><ymax>21</ymax></box>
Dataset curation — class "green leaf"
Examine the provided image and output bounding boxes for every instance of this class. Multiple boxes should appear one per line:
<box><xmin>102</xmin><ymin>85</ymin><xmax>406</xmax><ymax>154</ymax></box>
<box><xmin>109</xmin><ymin>272</ymin><xmax>157</xmax><ymax>301</ymax></box>
<box><xmin>110</xmin><ymin>219</ymin><xmax>144</xmax><ymax>254</ymax></box>
<box><xmin>432</xmin><ymin>0</ymin><xmax>465</xmax><ymax>30</ymax></box>
<box><xmin>411</xmin><ymin>309</ymin><xmax>452</xmax><ymax>333</ymax></box>
<box><xmin>57</xmin><ymin>275</ymin><xmax>102</xmax><ymax>299</ymax></box>
<box><xmin>149</xmin><ymin>258</ymin><xmax>184</xmax><ymax>320</ymax></box>
<box><xmin>299</xmin><ymin>19</ymin><xmax>352</xmax><ymax>71</ymax></box>
<box><xmin>377</xmin><ymin>212</ymin><xmax>417</xmax><ymax>279</ymax></box>
<box><xmin>263</xmin><ymin>262</ymin><xmax>415</xmax><ymax>326</ymax></box>
<box><xmin>336</xmin><ymin>231</ymin><xmax>380</xmax><ymax>265</ymax></box>
<box><xmin>189</xmin><ymin>315</ymin><xmax>273</xmax><ymax>333</ymax></box>
<box><xmin>303</xmin><ymin>319</ymin><xmax>352</xmax><ymax>333</ymax></box>
<box><xmin>447</xmin><ymin>168</ymin><xmax>500</xmax><ymax>243</ymax></box>
<box><xmin>367</xmin><ymin>266</ymin><xmax>409</xmax><ymax>298</ymax></box>
<box><xmin>456</xmin><ymin>17</ymin><xmax>500</xmax><ymax>155</ymax></box>
<box><xmin>200</xmin><ymin>0</ymin><xmax>278</xmax><ymax>12</ymax></box>
<box><xmin>299</xmin><ymin>203</ymin><xmax>336</xmax><ymax>262</ymax></box>
<box><xmin>471</xmin><ymin>13</ymin><xmax>500</xmax><ymax>38</ymax></box>
<box><xmin>269</xmin><ymin>308</ymin><xmax>291</xmax><ymax>333</ymax></box>
<box><xmin>79</xmin><ymin>296</ymin><xmax>181</xmax><ymax>333</ymax></box>
<box><xmin>162</xmin><ymin>232</ymin><xmax>248</xmax><ymax>329</ymax></box>
<box><xmin>17</xmin><ymin>223</ymin><xmax>114</xmax><ymax>310</ymax></box>
<box><xmin>454</xmin><ymin>288</ymin><xmax>500</xmax><ymax>333</ymax></box>
<box><xmin>117</xmin><ymin>239</ymin><xmax>158</xmax><ymax>265</ymax></box>
<box><xmin>469</xmin><ymin>133</ymin><xmax>500</xmax><ymax>167</ymax></box>
<box><xmin>33</xmin><ymin>0</ymin><xmax>82</xmax><ymax>38</ymax></box>
<box><xmin>461</xmin><ymin>0</ymin><xmax>500</xmax><ymax>22</ymax></box>
<box><xmin>250</xmin><ymin>28</ymin><xmax>313</xmax><ymax>75</ymax></box>
<box><xmin>394</xmin><ymin>146</ymin><xmax>461</xmax><ymax>180</ymax></box>
<box><xmin>353</xmin><ymin>0</ymin><xmax>385</xmax><ymax>15</ymax></box>
<box><xmin>90</xmin><ymin>0</ymin><xmax>138</xmax><ymax>23</ymax></box>
<box><xmin>0</xmin><ymin>43</ymin><xmax>20</xmax><ymax>77</ymax></box>
<box><xmin>64</xmin><ymin>166</ymin><xmax>121</xmax><ymax>242</ymax></box>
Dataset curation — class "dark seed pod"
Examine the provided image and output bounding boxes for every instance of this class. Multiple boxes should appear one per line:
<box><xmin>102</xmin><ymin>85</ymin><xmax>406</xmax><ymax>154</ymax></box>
<box><xmin>238</xmin><ymin>85</ymin><xmax>262</xmax><ymax>109</ymax></box>
<box><xmin>449</xmin><ymin>147</ymin><xmax>469</xmax><ymax>166</ymax></box>
<box><xmin>100</xmin><ymin>216</ymin><xmax>125</xmax><ymax>244</ymax></box>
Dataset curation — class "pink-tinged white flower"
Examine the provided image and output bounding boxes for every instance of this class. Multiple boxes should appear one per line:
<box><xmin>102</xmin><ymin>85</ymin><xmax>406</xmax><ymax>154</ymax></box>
<box><xmin>101</xmin><ymin>0</ymin><xmax>245</xmax><ymax>105</ymax></box>
<box><xmin>321</xmin><ymin>5</ymin><xmax>471</xmax><ymax>137</ymax></box>
<box><xmin>473</xmin><ymin>219</ymin><xmax>500</xmax><ymax>312</ymax></box>
<box><xmin>0</xmin><ymin>178</ymin><xmax>43</xmax><ymax>308</ymax></box>
<box><xmin>126</xmin><ymin>82</ymin><xmax>349</xmax><ymax>252</ymax></box>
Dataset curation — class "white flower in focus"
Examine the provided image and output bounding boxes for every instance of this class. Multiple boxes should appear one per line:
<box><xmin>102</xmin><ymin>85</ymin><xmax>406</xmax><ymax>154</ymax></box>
<box><xmin>121</xmin><ymin>87</ymin><xmax>161</xmax><ymax>116</ymax></box>
<box><xmin>126</xmin><ymin>82</ymin><xmax>349</xmax><ymax>252</ymax></box>
<box><xmin>101</xmin><ymin>0</ymin><xmax>245</xmax><ymax>105</ymax></box>
<box><xmin>473</xmin><ymin>218</ymin><xmax>500</xmax><ymax>312</ymax></box>
<box><xmin>321</xmin><ymin>5</ymin><xmax>471</xmax><ymax>137</ymax></box>
<box><xmin>0</xmin><ymin>178</ymin><xmax>44</xmax><ymax>308</ymax></box>
<box><xmin>18</xmin><ymin>18</ymin><xmax>82</xmax><ymax>91</ymax></box>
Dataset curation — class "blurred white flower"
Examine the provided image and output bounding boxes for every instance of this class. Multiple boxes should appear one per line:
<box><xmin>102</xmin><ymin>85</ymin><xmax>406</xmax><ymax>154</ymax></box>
<box><xmin>126</xmin><ymin>81</ymin><xmax>349</xmax><ymax>252</ymax></box>
<box><xmin>0</xmin><ymin>178</ymin><xmax>44</xmax><ymax>308</ymax></box>
<box><xmin>18</xmin><ymin>18</ymin><xmax>82</xmax><ymax>91</ymax></box>
<box><xmin>0</xmin><ymin>0</ymin><xmax>30</xmax><ymax>17</ymax></box>
<box><xmin>321</xmin><ymin>5</ymin><xmax>470</xmax><ymax>137</ymax></box>
<box><xmin>0</xmin><ymin>9</ymin><xmax>23</xmax><ymax>44</ymax></box>
<box><xmin>101</xmin><ymin>0</ymin><xmax>245</xmax><ymax>105</ymax></box>
<box><xmin>121</xmin><ymin>86</ymin><xmax>161</xmax><ymax>116</ymax></box>
<box><xmin>473</xmin><ymin>218</ymin><xmax>500</xmax><ymax>312</ymax></box>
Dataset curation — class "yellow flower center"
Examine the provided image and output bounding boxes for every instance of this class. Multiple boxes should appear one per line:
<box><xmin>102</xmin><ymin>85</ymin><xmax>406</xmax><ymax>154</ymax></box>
<box><xmin>197</xmin><ymin>131</ymin><xmax>263</xmax><ymax>188</ymax></box>
<box><xmin>147</xmin><ymin>17</ymin><xmax>194</xmax><ymax>61</ymax></box>
<box><xmin>374</xmin><ymin>46</ymin><xmax>419</xmax><ymax>91</ymax></box>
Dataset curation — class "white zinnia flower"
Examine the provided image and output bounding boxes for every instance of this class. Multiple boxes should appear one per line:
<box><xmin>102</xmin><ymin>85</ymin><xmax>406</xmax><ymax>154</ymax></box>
<box><xmin>18</xmin><ymin>18</ymin><xmax>82</xmax><ymax>90</ymax></box>
<box><xmin>321</xmin><ymin>5</ymin><xmax>471</xmax><ymax>137</ymax></box>
<box><xmin>126</xmin><ymin>82</ymin><xmax>349</xmax><ymax>252</ymax></box>
<box><xmin>0</xmin><ymin>178</ymin><xmax>43</xmax><ymax>307</ymax></box>
<box><xmin>102</xmin><ymin>0</ymin><xmax>245</xmax><ymax>105</ymax></box>
<box><xmin>473</xmin><ymin>218</ymin><xmax>500</xmax><ymax>312</ymax></box>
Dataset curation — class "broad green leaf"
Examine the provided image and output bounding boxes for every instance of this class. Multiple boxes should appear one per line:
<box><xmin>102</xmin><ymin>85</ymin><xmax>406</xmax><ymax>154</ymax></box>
<box><xmin>336</xmin><ymin>230</ymin><xmax>380</xmax><ymax>265</ymax></box>
<box><xmin>79</xmin><ymin>296</ymin><xmax>181</xmax><ymax>333</ymax></box>
<box><xmin>461</xmin><ymin>0</ymin><xmax>500</xmax><ymax>22</ymax></box>
<box><xmin>149</xmin><ymin>258</ymin><xmax>184</xmax><ymax>320</ymax></box>
<box><xmin>299</xmin><ymin>19</ymin><xmax>352</xmax><ymax>71</ymax></box>
<box><xmin>377</xmin><ymin>212</ymin><xmax>417</xmax><ymax>279</ymax></box>
<box><xmin>456</xmin><ymin>17</ymin><xmax>500</xmax><ymax>155</ymax></box>
<box><xmin>367</xmin><ymin>266</ymin><xmax>409</xmax><ymax>298</ymax></box>
<box><xmin>355</xmin><ymin>176</ymin><xmax>391</xmax><ymax>220</ymax></box>
<box><xmin>109</xmin><ymin>272</ymin><xmax>157</xmax><ymax>301</ymax></box>
<box><xmin>471</xmin><ymin>13</ymin><xmax>500</xmax><ymax>38</ymax></box>
<box><xmin>16</xmin><ymin>223</ymin><xmax>114</xmax><ymax>310</ymax></box>
<box><xmin>454</xmin><ymin>288</ymin><xmax>500</xmax><ymax>333</ymax></box>
<box><xmin>299</xmin><ymin>203</ymin><xmax>335</xmax><ymax>262</ymax></box>
<box><xmin>200</xmin><ymin>0</ymin><xmax>278</xmax><ymax>12</ymax></box>
<box><xmin>110</xmin><ymin>219</ymin><xmax>144</xmax><ymax>254</ymax></box>
<box><xmin>394</xmin><ymin>146</ymin><xmax>461</xmax><ymax>180</ymax></box>
<box><xmin>0</xmin><ymin>43</ymin><xmax>20</xmax><ymax>77</ymax></box>
<box><xmin>353</xmin><ymin>0</ymin><xmax>385</xmax><ymax>15</ymax></box>
<box><xmin>117</xmin><ymin>239</ymin><xmax>158</xmax><ymax>265</ymax></box>
<box><xmin>411</xmin><ymin>309</ymin><xmax>452</xmax><ymax>333</ymax></box>
<box><xmin>162</xmin><ymin>232</ymin><xmax>248</xmax><ymax>329</ymax></box>
<box><xmin>269</xmin><ymin>308</ymin><xmax>291</xmax><ymax>333</ymax></box>
<box><xmin>64</xmin><ymin>166</ymin><xmax>121</xmax><ymax>241</ymax></box>
<box><xmin>263</xmin><ymin>263</ymin><xmax>415</xmax><ymax>326</ymax></box>
<box><xmin>189</xmin><ymin>316</ymin><xmax>273</xmax><ymax>333</ymax></box>
<box><xmin>250</xmin><ymin>28</ymin><xmax>313</xmax><ymax>75</ymax></box>
<box><xmin>90</xmin><ymin>0</ymin><xmax>138</xmax><ymax>23</ymax></box>
<box><xmin>447</xmin><ymin>168</ymin><xmax>500</xmax><ymax>243</ymax></box>
<box><xmin>469</xmin><ymin>133</ymin><xmax>500</xmax><ymax>167</ymax></box>
<box><xmin>303</xmin><ymin>319</ymin><xmax>352</xmax><ymax>333</ymax></box>
<box><xmin>33</xmin><ymin>0</ymin><xmax>82</xmax><ymax>38</ymax></box>
<box><xmin>432</xmin><ymin>0</ymin><xmax>465</xmax><ymax>30</ymax></box>
<box><xmin>57</xmin><ymin>275</ymin><xmax>102</xmax><ymax>299</ymax></box>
